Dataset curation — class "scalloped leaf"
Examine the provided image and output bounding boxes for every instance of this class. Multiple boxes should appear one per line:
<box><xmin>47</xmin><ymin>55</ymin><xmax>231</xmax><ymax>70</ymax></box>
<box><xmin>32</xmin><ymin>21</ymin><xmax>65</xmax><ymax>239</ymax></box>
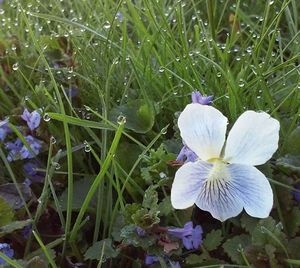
<box><xmin>84</xmin><ymin>239</ymin><xmax>119</xmax><ymax>261</ymax></box>
<box><xmin>203</xmin><ymin>229</ymin><xmax>223</xmax><ymax>251</ymax></box>
<box><xmin>222</xmin><ymin>234</ymin><xmax>251</xmax><ymax>264</ymax></box>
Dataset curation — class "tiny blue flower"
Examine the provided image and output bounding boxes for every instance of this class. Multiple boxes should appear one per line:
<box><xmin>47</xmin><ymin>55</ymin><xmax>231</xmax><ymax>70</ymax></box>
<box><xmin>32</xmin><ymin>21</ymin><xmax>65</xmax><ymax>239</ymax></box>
<box><xmin>116</xmin><ymin>11</ymin><xmax>124</xmax><ymax>22</ymax></box>
<box><xmin>23</xmin><ymin>161</ymin><xmax>44</xmax><ymax>183</ymax></box>
<box><xmin>22</xmin><ymin>224</ymin><xmax>32</xmax><ymax>239</ymax></box>
<box><xmin>293</xmin><ymin>184</ymin><xmax>300</xmax><ymax>202</ymax></box>
<box><xmin>6</xmin><ymin>135</ymin><xmax>43</xmax><ymax>161</ymax></box>
<box><xmin>0</xmin><ymin>119</ymin><xmax>11</xmax><ymax>141</ymax></box>
<box><xmin>191</xmin><ymin>91</ymin><xmax>213</xmax><ymax>105</ymax></box>
<box><xmin>136</xmin><ymin>226</ymin><xmax>146</xmax><ymax>237</ymax></box>
<box><xmin>145</xmin><ymin>255</ymin><xmax>181</xmax><ymax>267</ymax></box>
<box><xmin>0</xmin><ymin>243</ymin><xmax>14</xmax><ymax>265</ymax></box>
<box><xmin>145</xmin><ymin>255</ymin><xmax>159</xmax><ymax>265</ymax></box>
<box><xmin>168</xmin><ymin>221</ymin><xmax>203</xmax><ymax>250</ymax></box>
<box><xmin>21</xmin><ymin>109</ymin><xmax>41</xmax><ymax>130</ymax></box>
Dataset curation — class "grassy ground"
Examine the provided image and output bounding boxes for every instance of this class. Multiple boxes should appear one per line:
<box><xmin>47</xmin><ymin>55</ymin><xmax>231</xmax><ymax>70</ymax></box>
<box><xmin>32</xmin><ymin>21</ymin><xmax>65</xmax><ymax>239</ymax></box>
<box><xmin>0</xmin><ymin>0</ymin><xmax>300</xmax><ymax>267</ymax></box>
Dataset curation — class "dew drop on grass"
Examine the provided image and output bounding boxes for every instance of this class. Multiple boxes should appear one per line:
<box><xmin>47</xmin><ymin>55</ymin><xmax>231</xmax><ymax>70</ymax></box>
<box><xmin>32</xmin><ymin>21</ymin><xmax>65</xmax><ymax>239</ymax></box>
<box><xmin>52</xmin><ymin>162</ymin><xmax>61</xmax><ymax>170</ymax></box>
<box><xmin>0</xmin><ymin>9</ymin><xmax>4</xmax><ymax>15</ymax></box>
<box><xmin>217</xmin><ymin>72</ymin><xmax>222</xmax><ymax>77</ymax></box>
<box><xmin>84</xmin><ymin>144</ymin><xmax>91</xmax><ymax>152</ymax></box>
<box><xmin>238</xmin><ymin>79</ymin><xmax>245</xmax><ymax>87</ymax></box>
<box><xmin>117</xmin><ymin>115</ymin><xmax>126</xmax><ymax>124</ymax></box>
<box><xmin>50</xmin><ymin>136</ymin><xmax>56</xmax><ymax>144</ymax></box>
<box><xmin>43</xmin><ymin>113</ymin><xmax>51</xmax><ymax>122</ymax></box>
<box><xmin>159</xmin><ymin>67</ymin><xmax>164</xmax><ymax>73</ymax></box>
<box><xmin>12</xmin><ymin>62</ymin><xmax>19</xmax><ymax>71</ymax></box>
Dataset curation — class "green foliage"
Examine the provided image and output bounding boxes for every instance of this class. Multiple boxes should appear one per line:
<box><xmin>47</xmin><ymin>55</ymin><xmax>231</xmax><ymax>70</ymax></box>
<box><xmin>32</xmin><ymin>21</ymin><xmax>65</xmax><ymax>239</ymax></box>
<box><xmin>84</xmin><ymin>239</ymin><xmax>119</xmax><ymax>261</ymax></box>
<box><xmin>277</xmin><ymin>154</ymin><xmax>300</xmax><ymax>174</ymax></box>
<box><xmin>0</xmin><ymin>219</ymin><xmax>32</xmax><ymax>236</ymax></box>
<box><xmin>222</xmin><ymin>234</ymin><xmax>251</xmax><ymax>264</ymax></box>
<box><xmin>252</xmin><ymin>217</ymin><xmax>288</xmax><ymax>251</ymax></box>
<box><xmin>142</xmin><ymin>185</ymin><xmax>158</xmax><ymax>209</ymax></box>
<box><xmin>285</xmin><ymin>207</ymin><xmax>300</xmax><ymax>237</ymax></box>
<box><xmin>0</xmin><ymin>197</ymin><xmax>14</xmax><ymax>227</ymax></box>
<box><xmin>120</xmin><ymin>224</ymin><xmax>156</xmax><ymax>249</ymax></box>
<box><xmin>109</xmin><ymin>100</ymin><xmax>155</xmax><ymax>133</ymax></box>
<box><xmin>203</xmin><ymin>229</ymin><xmax>223</xmax><ymax>251</ymax></box>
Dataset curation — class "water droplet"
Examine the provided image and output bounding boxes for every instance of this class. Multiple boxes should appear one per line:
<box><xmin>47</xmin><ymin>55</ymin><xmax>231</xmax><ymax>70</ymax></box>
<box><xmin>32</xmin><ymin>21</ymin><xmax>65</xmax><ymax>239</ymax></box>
<box><xmin>103</xmin><ymin>21</ymin><xmax>111</xmax><ymax>29</ymax></box>
<box><xmin>217</xmin><ymin>72</ymin><xmax>222</xmax><ymax>77</ymax></box>
<box><xmin>12</xmin><ymin>62</ymin><xmax>19</xmax><ymax>71</ymax></box>
<box><xmin>43</xmin><ymin>113</ymin><xmax>51</xmax><ymax>122</ymax></box>
<box><xmin>238</xmin><ymin>79</ymin><xmax>245</xmax><ymax>87</ymax></box>
<box><xmin>161</xmin><ymin>126</ymin><xmax>168</xmax><ymax>135</ymax></box>
<box><xmin>84</xmin><ymin>144</ymin><xmax>91</xmax><ymax>152</ymax></box>
<box><xmin>50</xmin><ymin>136</ymin><xmax>56</xmax><ymax>144</ymax></box>
<box><xmin>0</xmin><ymin>9</ymin><xmax>4</xmax><ymax>15</ymax></box>
<box><xmin>117</xmin><ymin>115</ymin><xmax>126</xmax><ymax>124</ymax></box>
<box><xmin>159</xmin><ymin>67</ymin><xmax>164</xmax><ymax>73</ymax></box>
<box><xmin>52</xmin><ymin>162</ymin><xmax>61</xmax><ymax>170</ymax></box>
<box><xmin>24</xmin><ymin>95</ymin><xmax>30</xmax><ymax>101</ymax></box>
<box><xmin>269</xmin><ymin>0</ymin><xmax>274</xmax><ymax>5</ymax></box>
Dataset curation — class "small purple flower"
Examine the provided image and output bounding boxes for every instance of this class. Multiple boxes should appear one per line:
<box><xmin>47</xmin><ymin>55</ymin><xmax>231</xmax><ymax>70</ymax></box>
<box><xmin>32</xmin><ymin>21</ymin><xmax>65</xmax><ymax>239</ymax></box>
<box><xmin>168</xmin><ymin>221</ymin><xmax>203</xmax><ymax>250</ymax></box>
<box><xmin>145</xmin><ymin>255</ymin><xmax>159</xmax><ymax>265</ymax></box>
<box><xmin>0</xmin><ymin>243</ymin><xmax>14</xmax><ymax>265</ymax></box>
<box><xmin>23</xmin><ymin>161</ymin><xmax>44</xmax><ymax>183</ymax></box>
<box><xmin>21</xmin><ymin>109</ymin><xmax>41</xmax><ymax>130</ymax></box>
<box><xmin>6</xmin><ymin>135</ymin><xmax>43</xmax><ymax>161</ymax></box>
<box><xmin>191</xmin><ymin>91</ymin><xmax>213</xmax><ymax>105</ymax></box>
<box><xmin>176</xmin><ymin>145</ymin><xmax>198</xmax><ymax>163</ymax></box>
<box><xmin>136</xmin><ymin>226</ymin><xmax>146</xmax><ymax>237</ymax></box>
<box><xmin>0</xmin><ymin>120</ymin><xmax>11</xmax><ymax>141</ymax></box>
<box><xmin>24</xmin><ymin>178</ymin><xmax>32</xmax><ymax>187</ymax></box>
<box><xmin>145</xmin><ymin>255</ymin><xmax>181</xmax><ymax>267</ymax></box>
<box><xmin>65</xmin><ymin>86</ymin><xmax>79</xmax><ymax>98</ymax></box>
<box><xmin>22</xmin><ymin>224</ymin><xmax>32</xmax><ymax>239</ymax></box>
<box><xmin>116</xmin><ymin>11</ymin><xmax>123</xmax><ymax>22</ymax></box>
<box><xmin>293</xmin><ymin>184</ymin><xmax>300</xmax><ymax>202</ymax></box>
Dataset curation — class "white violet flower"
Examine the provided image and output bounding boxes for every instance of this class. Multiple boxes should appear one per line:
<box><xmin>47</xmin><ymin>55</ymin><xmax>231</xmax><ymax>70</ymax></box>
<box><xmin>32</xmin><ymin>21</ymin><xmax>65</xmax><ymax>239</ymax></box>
<box><xmin>171</xmin><ymin>104</ymin><xmax>280</xmax><ymax>221</ymax></box>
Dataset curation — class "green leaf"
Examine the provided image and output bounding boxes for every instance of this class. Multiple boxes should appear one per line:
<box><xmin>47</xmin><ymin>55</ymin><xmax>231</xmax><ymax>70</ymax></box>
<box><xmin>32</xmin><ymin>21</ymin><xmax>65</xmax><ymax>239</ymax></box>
<box><xmin>116</xmin><ymin>142</ymin><xmax>142</xmax><ymax>173</ymax></box>
<box><xmin>285</xmin><ymin>126</ymin><xmax>300</xmax><ymax>155</ymax></box>
<box><xmin>120</xmin><ymin>224</ymin><xmax>156</xmax><ymax>249</ymax></box>
<box><xmin>142</xmin><ymin>185</ymin><xmax>158</xmax><ymax>209</ymax></box>
<box><xmin>240</xmin><ymin>213</ymin><xmax>259</xmax><ymax>233</ymax></box>
<box><xmin>123</xmin><ymin>203</ymin><xmax>142</xmax><ymax>224</ymax></box>
<box><xmin>286</xmin><ymin>207</ymin><xmax>300</xmax><ymax>237</ymax></box>
<box><xmin>252</xmin><ymin>217</ymin><xmax>287</xmax><ymax>250</ymax></box>
<box><xmin>109</xmin><ymin>99</ymin><xmax>155</xmax><ymax>133</ymax></box>
<box><xmin>0</xmin><ymin>183</ymin><xmax>32</xmax><ymax>210</ymax></box>
<box><xmin>84</xmin><ymin>239</ymin><xmax>119</xmax><ymax>261</ymax></box>
<box><xmin>186</xmin><ymin>253</ymin><xmax>207</xmax><ymax>265</ymax></box>
<box><xmin>59</xmin><ymin>177</ymin><xmax>97</xmax><ymax>211</ymax></box>
<box><xmin>25</xmin><ymin>256</ymin><xmax>47</xmax><ymax>268</ymax></box>
<box><xmin>222</xmin><ymin>234</ymin><xmax>251</xmax><ymax>264</ymax></box>
<box><xmin>288</xmin><ymin>237</ymin><xmax>300</xmax><ymax>259</ymax></box>
<box><xmin>203</xmin><ymin>229</ymin><xmax>223</xmax><ymax>251</ymax></box>
<box><xmin>158</xmin><ymin>196</ymin><xmax>173</xmax><ymax>216</ymax></box>
<box><xmin>111</xmin><ymin>214</ymin><xmax>126</xmax><ymax>242</ymax></box>
<box><xmin>131</xmin><ymin>208</ymin><xmax>160</xmax><ymax>229</ymax></box>
<box><xmin>0</xmin><ymin>219</ymin><xmax>32</xmax><ymax>236</ymax></box>
<box><xmin>276</xmin><ymin>154</ymin><xmax>300</xmax><ymax>174</ymax></box>
<box><xmin>0</xmin><ymin>197</ymin><xmax>14</xmax><ymax>227</ymax></box>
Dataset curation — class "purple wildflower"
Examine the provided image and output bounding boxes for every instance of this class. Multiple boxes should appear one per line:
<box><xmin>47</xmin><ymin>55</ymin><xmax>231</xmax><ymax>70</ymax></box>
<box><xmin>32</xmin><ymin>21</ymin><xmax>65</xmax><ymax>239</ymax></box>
<box><xmin>0</xmin><ymin>120</ymin><xmax>11</xmax><ymax>141</ymax></box>
<box><xmin>23</xmin><ymin>161</ymin><xmax>44</xmax><ymax>183</ymax></box>
<box><xmin>168</xmin><ymin>221</ymin><xmax>203</xmax><ymax>250</ymax></box>
<box><xmin>176</xmin><ymin>145</ymin><xmax>198</xmax><ymax>163</ymax></box>
<box><xmin>116</xmin><ymin>11</ymin><xmax>124</xmax><ymax>22</ymax></box>
<box><xmin>21</xmin><ymin>109</ymin><xmax>41</xmax><ymax>130</ymax></box>
<box><xmin>24</xmin><ymin>178</ymin><xmax>32</xmax><ymax>187</ymax></box>
<box><xmin>145</xmin><ymin>255</ymin><xmax>181</xmax><ymax>267</ymax></box>
<box><xmin>191</xmin><ymin>91</ymin><xmax>213</xmax><ymax>105</ymax></box>
<box><xmin>22</xmin><ymin>224</ymin><xmax>32</xmax><ymax>239</ymax></box>
<box><xmin>136</xmin><ymin>226</ymin><xmax>146</xmax><ymax>237</ymax></box>
<box><xmin>65</xmin><ymin>86</ymin><xmax>79</xmax><ymax>98</ymax></box>
<box><xmin>293</xmin><ymin>184</ymin><xmax>300</xmax><ymax>202</ymax></box>
<box><xmin>145</xmin><ymin>255</ymin><xmax>159</xmax><ymax>266</ymax></box>
<box><xmin>0</xmin><ymin>243</ymin><xmax>14</xmax><ymax>265</ymax></box>
<box><xmin>6</xmin><ymin>135</ymin><xmax>43</xmax><ymax>161</ymax></box>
